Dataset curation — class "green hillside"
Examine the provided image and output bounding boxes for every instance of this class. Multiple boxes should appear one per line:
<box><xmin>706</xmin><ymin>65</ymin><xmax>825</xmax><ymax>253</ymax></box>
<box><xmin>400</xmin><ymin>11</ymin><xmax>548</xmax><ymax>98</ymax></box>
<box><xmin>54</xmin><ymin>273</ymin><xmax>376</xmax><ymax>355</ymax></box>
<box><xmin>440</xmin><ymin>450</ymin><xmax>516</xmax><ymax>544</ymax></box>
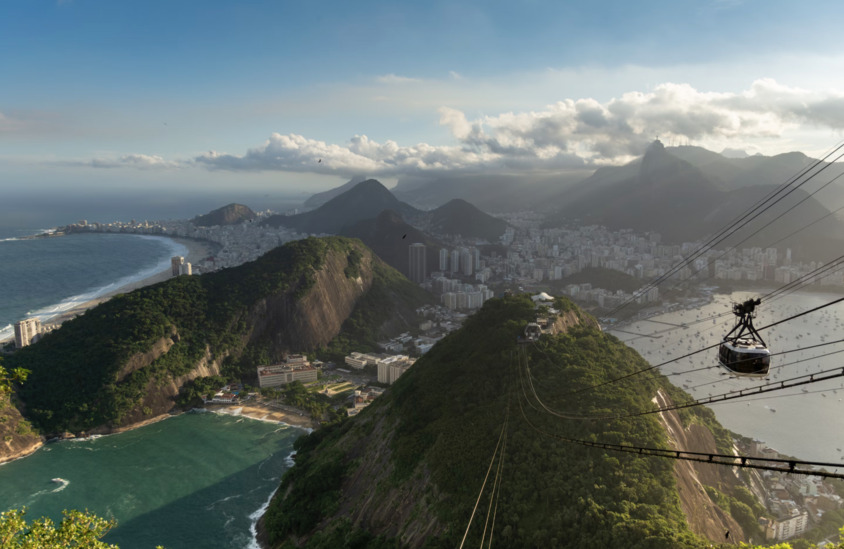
<box><xmin>261</xmin><ymin>295</ymin><xmax>738</xmax><ymax>548</ymax></box>
<box><xmin>9</xmin><ymin>237</ymin><xmax>430</xmax><ymax>435</ymax></box>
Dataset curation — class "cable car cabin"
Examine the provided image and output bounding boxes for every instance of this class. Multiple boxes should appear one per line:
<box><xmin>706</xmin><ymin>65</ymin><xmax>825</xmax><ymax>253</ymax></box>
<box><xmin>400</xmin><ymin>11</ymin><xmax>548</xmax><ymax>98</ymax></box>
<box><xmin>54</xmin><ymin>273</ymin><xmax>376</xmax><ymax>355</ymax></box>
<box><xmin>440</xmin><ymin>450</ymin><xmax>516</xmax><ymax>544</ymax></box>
<box><xmin>718</xmin><ymin>338</ymin><xmax>771</xmax><ymax>377</ymax></box>
<box><xmin>718</xmin><ymin>297</ymin><xmax>771</xmax><ymax>378</ymax></box>
<box><xmin>518</xmin><ymin>322</ymin><xmax>543</xmax><ymax>344</ymax></box>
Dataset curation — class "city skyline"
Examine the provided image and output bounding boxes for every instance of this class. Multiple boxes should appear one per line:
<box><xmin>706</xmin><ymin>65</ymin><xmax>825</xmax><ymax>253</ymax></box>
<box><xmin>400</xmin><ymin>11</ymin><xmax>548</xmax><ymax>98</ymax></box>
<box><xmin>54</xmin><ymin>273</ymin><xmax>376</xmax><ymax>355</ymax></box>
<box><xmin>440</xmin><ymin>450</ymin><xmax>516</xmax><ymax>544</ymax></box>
<box><xmin>3</xmin><ymin>0</ymin><xmax>844</xmax><ymax>198</ymax></box>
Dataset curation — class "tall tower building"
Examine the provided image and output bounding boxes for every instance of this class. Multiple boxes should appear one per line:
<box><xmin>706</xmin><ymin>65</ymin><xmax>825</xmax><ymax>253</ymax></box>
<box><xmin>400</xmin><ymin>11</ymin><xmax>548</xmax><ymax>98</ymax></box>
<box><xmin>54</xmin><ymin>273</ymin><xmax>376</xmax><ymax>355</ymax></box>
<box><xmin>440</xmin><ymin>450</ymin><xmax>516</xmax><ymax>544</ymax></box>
<box><xmin>408</xmin><ymin>243</ymin><xmax>427</xmax><ymax>283</ymax></box>
<box><xmin>450</xmin><ymin>249</ymin><xmax>460</xmax><ymax>274</ymax></box>
<box><xmin>171</xmin><ymin>256</ymin><xmax>185</xmax><ymax>277</ymax></box>
<box><xmin>461</xmin><ymin>249</ymin><xmax>473</xmax><ymax>276</ymax></box>
<box><xmin>14</xmin><ymin>318</ymin><xmax>41</xmax><ymax>348</ymax></box>
<box><xmin>439</xmin><ymin>248</ymin><xmax>449</xmax><ymax>272</ymax></box>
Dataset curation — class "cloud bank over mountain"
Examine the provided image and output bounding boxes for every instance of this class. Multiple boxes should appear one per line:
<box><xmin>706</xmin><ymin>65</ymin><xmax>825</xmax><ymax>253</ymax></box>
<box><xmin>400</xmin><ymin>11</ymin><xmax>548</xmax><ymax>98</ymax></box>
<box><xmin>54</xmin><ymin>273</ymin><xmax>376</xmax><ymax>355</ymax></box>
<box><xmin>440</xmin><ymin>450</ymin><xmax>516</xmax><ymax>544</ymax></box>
<box><xmin>98</xmin><ymin>79</ymin><xmax>844</xmax><ymax>176</ymax></box>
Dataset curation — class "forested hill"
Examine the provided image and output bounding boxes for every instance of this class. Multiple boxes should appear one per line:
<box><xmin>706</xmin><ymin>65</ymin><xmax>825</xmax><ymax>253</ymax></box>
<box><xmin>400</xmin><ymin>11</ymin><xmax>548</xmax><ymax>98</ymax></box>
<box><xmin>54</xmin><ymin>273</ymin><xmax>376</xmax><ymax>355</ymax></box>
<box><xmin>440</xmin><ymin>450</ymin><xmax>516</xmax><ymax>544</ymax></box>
<box><xmin>8</xmin><ymin>237</ymin><xmax>431</xmax><ymax>436</ymax></box>
<box><xmin>259</xmin><ymin>295</ymin><xmax>748</xmax><ymax>549</ymax></box>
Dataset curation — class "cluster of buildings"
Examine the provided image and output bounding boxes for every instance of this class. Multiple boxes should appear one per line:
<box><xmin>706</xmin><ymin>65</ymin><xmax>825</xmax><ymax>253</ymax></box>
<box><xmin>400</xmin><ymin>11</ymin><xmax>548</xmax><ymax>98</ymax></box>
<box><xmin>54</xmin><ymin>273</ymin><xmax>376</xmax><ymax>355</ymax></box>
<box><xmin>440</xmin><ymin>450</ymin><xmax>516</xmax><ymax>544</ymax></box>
<box><xmin>257</xmin><ymin>355</ymin><xmax>320</xmax><ymax>389</ymax></box>
<box><xmin>347</xmin><ymin>386</ymin><xmax>385</xmax><ymax>416</ymax></box>
<box><xmin>740</xmin><ymin>439</ymin><xmax>843</xmax><ymax>542</ymax></box>
<box><xmin>61</xmin><ymin>215</ymin><xmax>306</xmax><ymax>274</ymax></box>
<box><xmin>344</xmin><ymin>352</ymin><xmax>416</xmax><ymax>385</ymax></box>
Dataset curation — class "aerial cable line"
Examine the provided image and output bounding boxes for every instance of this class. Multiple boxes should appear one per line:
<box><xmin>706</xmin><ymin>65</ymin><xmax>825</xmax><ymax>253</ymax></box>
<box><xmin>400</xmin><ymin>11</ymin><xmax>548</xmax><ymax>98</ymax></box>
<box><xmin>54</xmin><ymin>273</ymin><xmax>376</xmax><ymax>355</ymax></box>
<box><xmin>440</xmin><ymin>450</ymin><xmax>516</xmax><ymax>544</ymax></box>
<box><xmin>480</xmin><ymin>417</ymin><xmax>507</xmax><ymax>549</ymax></box>
<box><xmin>568</xmin><ymin>295</ymin><xmax>844</xmax><ymax>396</ymax></box>
<box><xmin>459</xmin><ymin>405</ymin><xmax>509</xmax><ymax>549</ymax></box>
<box><xmin>616</xmin><ymin>364</ymin><xmax>844</xmax><ymax>420</ymax></box>
<box><xmin>640</xmin><ymin>169</ymin><xmax>844</xmax><ymax>302</ymax></box>
<box><xmin>603</xmin><ymin>142</ymin><xmax>844</xmax><ymax>319</ymax></box>
<box><xmin>617</xmin><ymin>254</ymin><xmax>844</xmax><ymax>344</ymax></box>
<box><xmin>516</xmin><ymin>388</ymin><xmax>844</xmax><ymax>480</ymax></box>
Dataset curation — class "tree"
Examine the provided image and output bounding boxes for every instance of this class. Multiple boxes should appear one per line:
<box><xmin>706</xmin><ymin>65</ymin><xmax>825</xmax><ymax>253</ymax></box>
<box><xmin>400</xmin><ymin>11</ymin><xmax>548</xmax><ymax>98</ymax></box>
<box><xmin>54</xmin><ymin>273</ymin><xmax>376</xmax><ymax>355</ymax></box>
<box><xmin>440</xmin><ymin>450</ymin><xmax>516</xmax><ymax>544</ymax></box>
<box><xmin>0</xmin><ymin>508</ymin><xmax>164</xmax><ymax>548</ymax></box>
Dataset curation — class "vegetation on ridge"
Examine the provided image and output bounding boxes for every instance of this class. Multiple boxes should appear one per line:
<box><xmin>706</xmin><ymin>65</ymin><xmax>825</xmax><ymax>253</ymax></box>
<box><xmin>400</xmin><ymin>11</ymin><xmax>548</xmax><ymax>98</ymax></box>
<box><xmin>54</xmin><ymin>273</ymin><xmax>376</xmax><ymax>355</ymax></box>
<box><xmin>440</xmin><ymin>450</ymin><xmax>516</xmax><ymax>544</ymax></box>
<box><xmin>262</xmin><ymin>295</ymin><xmax>742</xmax><ymax>548</ymax></box>
<box><xmin>8</xmin><ymin>237</ymin><xmax>428</xmax><ymax>434</ymax></box>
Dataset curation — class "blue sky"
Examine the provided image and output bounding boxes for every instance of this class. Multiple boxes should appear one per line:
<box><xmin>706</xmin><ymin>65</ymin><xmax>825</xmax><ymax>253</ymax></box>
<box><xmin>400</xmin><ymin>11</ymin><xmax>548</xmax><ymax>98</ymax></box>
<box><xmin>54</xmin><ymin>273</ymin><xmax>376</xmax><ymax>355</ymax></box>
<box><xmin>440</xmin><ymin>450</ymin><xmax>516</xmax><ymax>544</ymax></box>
<box><xmin>3</xmin><ymin>0</ymin><xmax>844</xmax><ymax>197</ymax></box>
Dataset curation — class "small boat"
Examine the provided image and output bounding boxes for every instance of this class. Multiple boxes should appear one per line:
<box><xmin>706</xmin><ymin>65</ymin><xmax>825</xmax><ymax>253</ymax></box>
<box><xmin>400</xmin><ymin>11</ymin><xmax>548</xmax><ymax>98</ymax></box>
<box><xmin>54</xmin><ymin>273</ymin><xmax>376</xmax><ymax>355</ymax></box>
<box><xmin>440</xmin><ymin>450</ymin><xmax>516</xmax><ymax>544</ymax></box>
<box><xmin>51</xmin><ymin>478</ymin><xmax>66</xmax><ymax>484</ymax></box>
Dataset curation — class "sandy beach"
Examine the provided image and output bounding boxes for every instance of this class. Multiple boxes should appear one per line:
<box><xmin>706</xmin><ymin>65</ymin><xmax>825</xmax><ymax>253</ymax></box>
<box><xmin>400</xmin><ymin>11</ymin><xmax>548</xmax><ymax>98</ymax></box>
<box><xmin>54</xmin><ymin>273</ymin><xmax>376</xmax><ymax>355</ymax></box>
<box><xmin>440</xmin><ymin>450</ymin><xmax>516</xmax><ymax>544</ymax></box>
<box><xmin>204</xmin><ymin>402</ymin><xmax>318</xmax><ymax>430</ymax></box>
<box><xmin>42</xmin><ymin>236</ymin><xmax>214</xmax><ymax>329</ymax></box>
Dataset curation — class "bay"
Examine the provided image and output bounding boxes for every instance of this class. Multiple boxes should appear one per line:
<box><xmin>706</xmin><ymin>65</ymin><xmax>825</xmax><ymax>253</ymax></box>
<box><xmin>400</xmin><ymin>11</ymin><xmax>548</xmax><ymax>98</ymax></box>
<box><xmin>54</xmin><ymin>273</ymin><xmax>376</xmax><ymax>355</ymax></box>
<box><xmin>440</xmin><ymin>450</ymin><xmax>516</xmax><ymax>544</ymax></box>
<box><xmin>0</xmin><ymin>412</ymin><xmax>301</xmax><ymax>549</ymax></box>
<box><xmin>612</xmin><ymin>290</ymin><xmax>844</xmax><ymax>464</ymax></box>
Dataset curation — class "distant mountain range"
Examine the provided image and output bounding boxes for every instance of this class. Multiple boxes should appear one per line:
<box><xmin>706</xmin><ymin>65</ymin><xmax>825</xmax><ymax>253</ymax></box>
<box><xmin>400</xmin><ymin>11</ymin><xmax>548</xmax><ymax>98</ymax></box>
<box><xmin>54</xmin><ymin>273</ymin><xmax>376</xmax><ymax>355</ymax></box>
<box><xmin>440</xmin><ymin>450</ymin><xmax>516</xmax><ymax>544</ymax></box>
<box><xmin>390</xmin><ymin>172</ymin><xmax>590</xmax><ymax>212</ymax></box>
<box><xmin>543</xmin><ymin>141</ymin><xmax>844</xmax><ymax>259</ymax></box>
<box><xmin>267</xmin><ymin>179</ymin><xmax>509</xmax><ymax>276</ymax></box>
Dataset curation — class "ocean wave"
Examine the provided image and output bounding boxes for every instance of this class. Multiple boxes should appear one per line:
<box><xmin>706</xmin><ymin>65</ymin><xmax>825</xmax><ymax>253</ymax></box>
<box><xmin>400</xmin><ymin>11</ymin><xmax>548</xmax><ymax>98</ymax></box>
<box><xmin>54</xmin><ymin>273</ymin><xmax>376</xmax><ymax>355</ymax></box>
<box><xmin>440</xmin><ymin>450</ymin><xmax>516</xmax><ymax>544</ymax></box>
<box><xmin>247</xmin><ymin>485</ymin><xmax>279</xmax><ymax>549</ymax></box>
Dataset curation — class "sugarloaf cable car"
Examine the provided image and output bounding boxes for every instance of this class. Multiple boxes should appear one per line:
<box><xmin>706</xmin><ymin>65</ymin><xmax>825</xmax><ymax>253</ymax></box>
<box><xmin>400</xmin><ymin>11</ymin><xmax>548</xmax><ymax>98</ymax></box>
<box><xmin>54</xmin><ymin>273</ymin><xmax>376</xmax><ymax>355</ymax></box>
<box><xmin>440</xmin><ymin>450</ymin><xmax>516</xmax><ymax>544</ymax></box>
<box><xmin>718</xmin><ymin>298</ymin><xmax>771</xmax><ymax>377</ymax></box>
<box><xmin>518</xmin><ymin>322</ymin><xmax>543</xmax><ymax>344</ymax></box>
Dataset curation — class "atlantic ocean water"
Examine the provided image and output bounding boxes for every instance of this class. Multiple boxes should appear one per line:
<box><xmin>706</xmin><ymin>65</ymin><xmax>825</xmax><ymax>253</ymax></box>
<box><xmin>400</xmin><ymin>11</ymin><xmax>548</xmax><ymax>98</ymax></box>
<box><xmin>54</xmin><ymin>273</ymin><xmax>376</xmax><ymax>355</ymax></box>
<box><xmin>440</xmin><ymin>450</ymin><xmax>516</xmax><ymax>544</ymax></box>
<box><xmin>0</xmin><ymin>230</ymin><xmax>188</xmax><ymax>342</ymax></box>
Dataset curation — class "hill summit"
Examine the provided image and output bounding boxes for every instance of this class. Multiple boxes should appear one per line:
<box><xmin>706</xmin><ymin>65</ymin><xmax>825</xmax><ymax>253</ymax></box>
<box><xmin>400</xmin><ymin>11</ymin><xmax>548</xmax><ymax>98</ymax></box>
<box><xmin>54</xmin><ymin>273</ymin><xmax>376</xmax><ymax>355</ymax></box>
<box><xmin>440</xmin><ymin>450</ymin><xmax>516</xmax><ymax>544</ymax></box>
<box><xmin>263</xmin><ymin>179</ymin><xmax>420</xmax><ymax>234</ymax></box>
<box><xmin>192</xmin><ymin>203</ymin><xmax>257</xmax><ymax>227</ymax></box>
<box><xmin>259</xmin><ymin>295</ymin><xmax>747</xmax><ymax>548</ymax></box>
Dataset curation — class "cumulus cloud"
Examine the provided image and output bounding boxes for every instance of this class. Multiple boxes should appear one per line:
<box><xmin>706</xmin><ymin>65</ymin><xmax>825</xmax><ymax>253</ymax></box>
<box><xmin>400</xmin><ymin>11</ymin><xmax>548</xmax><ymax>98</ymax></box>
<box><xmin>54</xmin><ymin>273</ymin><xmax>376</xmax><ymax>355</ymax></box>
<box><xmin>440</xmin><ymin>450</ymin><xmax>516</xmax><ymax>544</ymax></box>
<box><xmin>195</xmin><ymin>79</ymin><xmax>844</xmax><ymax>176</ymax></box>
<box><xmin>58</xmin><ymin>79</ymin><xmax>832</xmax><ymax>177</ymax></box>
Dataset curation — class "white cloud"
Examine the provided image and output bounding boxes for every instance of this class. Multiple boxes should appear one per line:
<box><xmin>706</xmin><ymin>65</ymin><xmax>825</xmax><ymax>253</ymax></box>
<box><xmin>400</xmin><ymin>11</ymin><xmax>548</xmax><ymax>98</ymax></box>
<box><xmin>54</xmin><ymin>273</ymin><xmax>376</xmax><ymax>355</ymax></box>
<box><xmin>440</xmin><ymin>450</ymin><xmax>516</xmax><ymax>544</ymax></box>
<box><xmin>80</xmin><ymin>154</ymin><xmax>182</xmax><ymax>169</ymax></box>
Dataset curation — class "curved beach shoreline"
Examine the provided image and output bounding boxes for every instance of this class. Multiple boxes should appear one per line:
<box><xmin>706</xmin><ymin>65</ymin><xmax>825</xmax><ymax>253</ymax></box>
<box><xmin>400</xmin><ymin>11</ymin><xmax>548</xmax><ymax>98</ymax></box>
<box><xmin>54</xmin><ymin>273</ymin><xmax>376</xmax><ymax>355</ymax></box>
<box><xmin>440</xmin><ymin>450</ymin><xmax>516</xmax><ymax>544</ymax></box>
<box><xmin>1</xmin><ymin>236</ymin><xmax>212</xmax><ymax>343</ymax></box>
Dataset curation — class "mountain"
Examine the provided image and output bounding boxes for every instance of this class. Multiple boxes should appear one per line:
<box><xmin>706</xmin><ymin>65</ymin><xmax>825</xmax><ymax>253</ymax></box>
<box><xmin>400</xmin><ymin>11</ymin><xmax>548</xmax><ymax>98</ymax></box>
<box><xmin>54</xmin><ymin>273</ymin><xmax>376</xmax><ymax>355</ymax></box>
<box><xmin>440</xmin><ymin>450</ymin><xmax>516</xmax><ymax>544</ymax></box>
<box><xmin>192</xmin><ymin>203</ymin><xmax>257</xmax><ymax>227</ymax></box>
<box><xmin>546</xmin><ymin>141</ymin><xmax>844</xmax><ymax>258</ymax></box>
<box><xmin>391</xmin><ymin>172</ymin><xmax>590</xmax><ymax>212</ymax></box>
<box><xmin>424</xmin><ymin>198</ymin><xmax>509</xmax><ymax>242</ymax></box>
<box><xmin>258</xmin><ymin>295</ymin><xmax>752</xmax><ymax>548</ymax></box>
<box><xmin>342</xmin><ymin>209</ymin><xmax>445</xmax><ymax>279</ymax></box>
<box><xmin>7</xmin><ymin>237</ymin><xmax>431</xmax><ymax>437</ymax></box>
<box><xmin>263</xmin><ymin>179</ymin><xmax>421</xmax><ymax>235</ymax></box>
<box><xmin>303</xmin><ymin>175</ymin><xmax>368</xmax><ymax>210</ymax></box>
<box><xmin>547</xmin><ymin>140</ymin><xmax>722</xmax><ymax>242</ymax></box>
<box><xmin>669</xmin><ymin>146</ymin><xmax>844</xmax><ymax>193</ymax></box>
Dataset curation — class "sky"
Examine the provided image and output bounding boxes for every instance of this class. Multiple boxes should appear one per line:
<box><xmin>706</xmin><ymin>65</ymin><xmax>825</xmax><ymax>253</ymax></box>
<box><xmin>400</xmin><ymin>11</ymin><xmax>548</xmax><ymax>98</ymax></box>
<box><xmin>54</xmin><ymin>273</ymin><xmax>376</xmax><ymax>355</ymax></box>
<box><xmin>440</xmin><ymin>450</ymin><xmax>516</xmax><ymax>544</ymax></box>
<box><xmin>4</xmin><ymin>0</ymin><xmax>844</xmax><ymax>202</ymax></box>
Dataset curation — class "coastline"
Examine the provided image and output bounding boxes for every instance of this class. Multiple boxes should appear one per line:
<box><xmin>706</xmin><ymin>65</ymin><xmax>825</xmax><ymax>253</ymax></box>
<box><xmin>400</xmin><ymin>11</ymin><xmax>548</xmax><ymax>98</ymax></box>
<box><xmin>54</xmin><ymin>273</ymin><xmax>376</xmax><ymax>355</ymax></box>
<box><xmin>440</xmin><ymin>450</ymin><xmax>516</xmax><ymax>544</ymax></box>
<box><xmin>204</xmin><ymin>402</ymin><xmax>318</xmax><ymax>430</ymax></box>
<box><xmin>1</xmin><ymin>235</ymin><xmax>212</xmax><ymax>341</ymax></box>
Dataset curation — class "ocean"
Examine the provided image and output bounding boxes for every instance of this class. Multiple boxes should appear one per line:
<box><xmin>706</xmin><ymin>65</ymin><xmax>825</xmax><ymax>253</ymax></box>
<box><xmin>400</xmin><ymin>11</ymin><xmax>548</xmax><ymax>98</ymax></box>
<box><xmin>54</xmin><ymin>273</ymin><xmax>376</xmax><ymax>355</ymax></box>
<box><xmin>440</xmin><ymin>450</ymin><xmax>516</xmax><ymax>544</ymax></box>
<box><xmin>611</xmin><ymin>290</ymin><xmax>844</xmax><ymax>464</ymax></box>
<box><xmin>0</xmin><ymin>412</ymin><xmax>299</xmax><ymax>549</ymax></box>
<box><xmin>0</xmin><ymin>232</ymin><xmax>188</xmax><ymax>342</ymax></box>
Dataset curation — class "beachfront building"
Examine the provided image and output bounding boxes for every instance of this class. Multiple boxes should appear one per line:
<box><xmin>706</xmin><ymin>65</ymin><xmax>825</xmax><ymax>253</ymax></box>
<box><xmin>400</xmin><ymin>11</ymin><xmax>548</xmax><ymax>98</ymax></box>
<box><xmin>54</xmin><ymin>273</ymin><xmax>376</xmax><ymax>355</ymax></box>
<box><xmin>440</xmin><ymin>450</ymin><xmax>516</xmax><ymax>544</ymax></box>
<box><xmin>14</xmin><ymin>318</ymin><xmax>41</xmax><ymax>348</ymax></box>
<box><xmin>171</xmin><ymin>256</ymin><xmax>193</xmax><ymax>276</ymax></box>
<box><xmin>257</xmin><ymin>355</ymin><xmax>319</xmax><ymax>388</ymax></box>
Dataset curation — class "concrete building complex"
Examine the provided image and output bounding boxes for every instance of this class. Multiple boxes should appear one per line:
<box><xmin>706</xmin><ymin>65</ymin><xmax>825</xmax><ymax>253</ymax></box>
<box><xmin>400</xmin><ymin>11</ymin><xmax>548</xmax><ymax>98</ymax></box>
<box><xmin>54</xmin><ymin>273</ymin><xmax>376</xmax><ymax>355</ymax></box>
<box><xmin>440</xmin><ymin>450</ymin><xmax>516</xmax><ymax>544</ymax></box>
<box><xmin>257</xmin><ymin>354</ymin><xmax>319</xmax><ymax>388</ymax></box>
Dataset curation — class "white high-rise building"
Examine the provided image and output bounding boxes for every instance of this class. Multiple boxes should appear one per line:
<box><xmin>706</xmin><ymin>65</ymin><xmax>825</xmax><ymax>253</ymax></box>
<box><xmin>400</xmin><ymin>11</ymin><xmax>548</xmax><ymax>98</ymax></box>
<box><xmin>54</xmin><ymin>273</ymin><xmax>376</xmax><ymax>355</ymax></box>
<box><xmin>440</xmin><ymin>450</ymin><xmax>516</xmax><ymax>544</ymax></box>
<box><xmin>439</xmin><ymin>248</ymin><xmax>449</xmax><ymax>271</ymax></box>
<box><xmin>14</xmin><ymin>318</ymin><xmax>41</xmax><ymax>348</ymax></box>
<box><xmin>450</xmin><ymin>249</ymin><xmax>460</xmax><ymax>274</ymax></box>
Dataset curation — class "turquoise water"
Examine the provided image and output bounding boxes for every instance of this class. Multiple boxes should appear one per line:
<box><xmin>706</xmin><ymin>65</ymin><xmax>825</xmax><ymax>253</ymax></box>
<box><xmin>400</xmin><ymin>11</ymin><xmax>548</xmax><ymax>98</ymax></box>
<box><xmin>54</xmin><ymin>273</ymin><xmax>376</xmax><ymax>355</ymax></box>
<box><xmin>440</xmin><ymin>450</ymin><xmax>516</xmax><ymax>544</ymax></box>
<box><xmin>0</xmin><ymin>412</ymin><xmax>301</xmax><ymax>549</ymax></box>
<box><xmin>0</xmin><ymin>233</ymin><xmax>185</xmax><ymax>341</ymax></box>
